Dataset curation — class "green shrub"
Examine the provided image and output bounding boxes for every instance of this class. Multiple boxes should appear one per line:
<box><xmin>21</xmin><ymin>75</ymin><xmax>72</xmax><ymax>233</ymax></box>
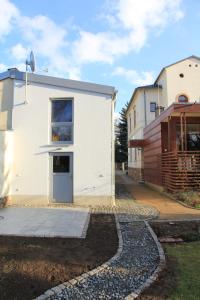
<box><xmin>175</xmin><ymin>191</ymin><xmax>200</xmax><ymax>208</ymax></box>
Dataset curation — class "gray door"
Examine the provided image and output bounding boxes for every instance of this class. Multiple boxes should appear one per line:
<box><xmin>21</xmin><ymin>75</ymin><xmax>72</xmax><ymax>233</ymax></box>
<box><xmin>50</xmin><ymin>153</ymin><xmax>73</xmax><ymax>203</ymax></box>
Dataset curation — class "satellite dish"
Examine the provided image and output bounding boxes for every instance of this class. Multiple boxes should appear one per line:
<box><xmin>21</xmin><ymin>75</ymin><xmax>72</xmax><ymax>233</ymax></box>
<box><xmin>26</xmin><ymin>51</ymin><xmax>36</xmax><ymax>72</ymax></box>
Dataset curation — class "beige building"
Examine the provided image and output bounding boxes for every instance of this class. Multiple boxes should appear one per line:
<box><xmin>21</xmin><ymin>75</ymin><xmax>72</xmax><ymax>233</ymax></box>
<box><xmin>127</xmin><ymin>55</ymin><xmax>200</xmax><ymax>182</ymax></box>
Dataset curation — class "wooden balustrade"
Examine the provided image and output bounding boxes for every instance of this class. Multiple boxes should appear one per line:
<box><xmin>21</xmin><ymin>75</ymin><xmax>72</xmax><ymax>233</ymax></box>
<box><xmin>161</xmin><ymin>151</ymin><xmax>200</xmax><ymax>192</ymax></box>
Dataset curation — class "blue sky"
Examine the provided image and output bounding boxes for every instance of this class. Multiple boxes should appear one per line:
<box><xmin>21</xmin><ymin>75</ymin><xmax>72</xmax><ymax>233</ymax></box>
<box><xmin>1</xmin><ymin>0</ymin><xmax>200</xmax><ymax>112</ymax></box>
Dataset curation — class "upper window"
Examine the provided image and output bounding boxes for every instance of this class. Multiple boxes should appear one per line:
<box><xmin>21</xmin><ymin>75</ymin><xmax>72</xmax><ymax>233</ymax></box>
<box><xmin>51</xmin><ymin>99</ymin><xmax>73</xmax><ymax>143</ymax></box>
<box><xmin>150</xmin><ymin>102</ymin><xmax>156</xmax><ymax>112</ymax></box>
<box><xmin>178</xmin><ymin>95</ymin><xmax>188</xmax><ymax>103</ymax></box>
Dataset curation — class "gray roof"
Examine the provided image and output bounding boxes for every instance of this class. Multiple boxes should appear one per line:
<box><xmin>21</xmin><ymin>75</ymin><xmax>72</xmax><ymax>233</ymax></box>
<box><xmin>0</xmin><ymin>68</ymin><xmax>116</xmax><ymax>97</ymax></box>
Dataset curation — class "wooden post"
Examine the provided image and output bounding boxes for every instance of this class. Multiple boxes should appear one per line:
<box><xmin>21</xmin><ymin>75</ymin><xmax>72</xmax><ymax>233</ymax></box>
<box><xmin>184</xmin><ymin>113</ymin><xmax>187</xmax><ymax>151</ymax></box>
<box><xmin>168</xmin><ymin>116</ymin><xmax>171</xmax><ymax>151</ymax></box>
<box><xmin>180</xmin><ymin>113</ymin><xmax>184</xmax><ymax>151</ymax></box>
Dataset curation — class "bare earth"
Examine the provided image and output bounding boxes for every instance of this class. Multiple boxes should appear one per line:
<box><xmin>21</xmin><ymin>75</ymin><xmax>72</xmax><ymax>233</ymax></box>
<box><xmin>0</xmin><ymin>214</ymin><xmax>118</xmax><ymax>300</ymax></box>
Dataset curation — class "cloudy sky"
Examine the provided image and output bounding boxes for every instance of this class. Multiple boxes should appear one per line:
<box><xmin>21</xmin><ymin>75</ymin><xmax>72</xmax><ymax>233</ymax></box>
<box><xmin>0</xmin><ymin>0</ymin><xmax>200</xmax><ymax>111</ymax></box>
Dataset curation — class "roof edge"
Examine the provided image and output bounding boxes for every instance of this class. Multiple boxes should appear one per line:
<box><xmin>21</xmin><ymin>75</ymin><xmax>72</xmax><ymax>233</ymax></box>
<box><xmin>154</xmin><ymin>55</ymin><xmax>200</xmax><ymax>84</ymax></box>
<box><xmin>126</xmin><ymin>84</ymin><xmax>162</xmax><ymax>116</ymax></box>
<box><xmin>0</xmin><ymin>69</ymin><xmax>116</xmax><ymax>97</ymax></box>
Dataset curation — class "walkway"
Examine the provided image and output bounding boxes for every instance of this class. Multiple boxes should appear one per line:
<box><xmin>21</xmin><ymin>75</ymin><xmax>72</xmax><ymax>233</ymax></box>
<box><xmin>36</xmin><ymin>217</ymin><xmax>161</xmax><ymax>300</ymax></box>
<box><xmin>117</xmin><ymin>171</ymin><xmax>200</xmax><ymax>220</ymax></box>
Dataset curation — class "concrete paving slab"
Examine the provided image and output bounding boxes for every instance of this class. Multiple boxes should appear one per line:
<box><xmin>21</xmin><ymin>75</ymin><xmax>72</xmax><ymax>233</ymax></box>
<box><xmin>0</xmin><ymin>207</ymin><xmax>90</xmax><ymax>238</ymax></box>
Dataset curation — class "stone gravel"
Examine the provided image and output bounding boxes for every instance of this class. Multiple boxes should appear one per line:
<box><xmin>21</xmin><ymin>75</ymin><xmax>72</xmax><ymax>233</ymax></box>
<box><xmin>48</xmin><ymin>220</ymin><xmax>159</xmax><ymax>300</ymax></box>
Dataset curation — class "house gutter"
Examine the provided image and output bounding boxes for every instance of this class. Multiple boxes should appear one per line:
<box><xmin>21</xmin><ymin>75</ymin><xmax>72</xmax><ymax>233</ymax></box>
<box><xmin>111</xmin><ymin>90</ymin><xmax>117</xmax><ymax>206</ymax></box>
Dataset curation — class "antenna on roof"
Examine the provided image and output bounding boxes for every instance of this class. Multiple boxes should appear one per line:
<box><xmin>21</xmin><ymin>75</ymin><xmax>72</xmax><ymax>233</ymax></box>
<box><xmin>26</xmin><ymin>51</ymin><xmax>36</xmax><ymax>72</ymax></box>
<box><xmin>24</xmin><ymin>51</ymin><xmax>36</xmax><ymax>104</ymax></box>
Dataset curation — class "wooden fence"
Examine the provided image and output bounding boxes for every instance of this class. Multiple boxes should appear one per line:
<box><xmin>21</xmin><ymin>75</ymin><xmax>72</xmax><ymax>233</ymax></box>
<box><xmin>161</xmin><ymin>151</ymin><xmax>200</xmax><ymax>192</ymax></box>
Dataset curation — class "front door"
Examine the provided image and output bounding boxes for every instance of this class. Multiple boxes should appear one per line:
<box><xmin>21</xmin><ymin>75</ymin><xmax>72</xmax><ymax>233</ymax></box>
<box><xmin>50</xmin><ymin>153</ymin><xmax>73</xmax><ymax>203</ymax></box>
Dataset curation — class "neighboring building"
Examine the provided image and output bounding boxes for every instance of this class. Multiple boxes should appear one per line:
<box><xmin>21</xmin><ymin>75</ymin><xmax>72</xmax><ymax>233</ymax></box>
<box><xmin>126</xmin><ymin>56</ymin><xmax>200</xmax><ymax>192</ymax></box>
<box><xmin>0</xmin><ymin>68</ymin><xmax>116</xmax><ymax>206</ymax></box>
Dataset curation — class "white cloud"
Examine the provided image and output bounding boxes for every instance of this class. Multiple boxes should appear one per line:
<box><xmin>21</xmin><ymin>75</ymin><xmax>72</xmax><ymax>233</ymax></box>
<box><xmin>0</xmin><ymin>0</ymin><xmax>19</xmax><ymax>39</ymax></box>
<box><xmin>0</xmin><ymin>0</ymin><xmax>184</xmax><ymax>80</ymax></box>
<box><xmin>9</xmin><ymin>14</ymin><xmax>81</xmax><ymax>79</ymax></box>
<box><xmin>0</xmin><ymin>63</ymin><xmax>8</xmax><ymax>72</ymax></box>
<box><xmin>74</xmin><ymin>0</ymin><xmax>184</xmax><ymax>64</ymax></box>
<box><xmin>10</xmin><ymin>43</ymin><xmax>28</xmax><ymax>61</ymax></box>
<box><xmin>112</xmin><ymin>67</ymin><xmax>154</xmax><ymax>86</ymax></box>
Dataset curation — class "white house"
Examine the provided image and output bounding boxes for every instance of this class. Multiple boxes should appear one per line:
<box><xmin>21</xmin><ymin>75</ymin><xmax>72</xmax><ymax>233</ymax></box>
<box><xmin>126</xmin><ymin>55</ymin><xmax>200</xmax><ymax>183</ymax></box>
<box><xmin>0</xmin><ymin>68</ymin><xmax>116</xmax><ymax>206</ymax></box>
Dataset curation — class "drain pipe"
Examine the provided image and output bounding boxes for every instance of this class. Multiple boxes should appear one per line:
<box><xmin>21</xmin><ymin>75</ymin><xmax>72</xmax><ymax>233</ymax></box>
<box><xmin>111</xmin><ymin>90</ymin><xmax>117</xmax><ymax>207</ymax></box>
<box><xmin>143</xmin><ymin>89</ymin><xmax>147</xmax><ymax>126</ymax></box>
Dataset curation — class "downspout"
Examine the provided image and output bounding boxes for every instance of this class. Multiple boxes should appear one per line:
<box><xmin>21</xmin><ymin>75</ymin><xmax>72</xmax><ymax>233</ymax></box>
<box><xmin>111</xmin><ymin>90</ymin><xmax>117</xmax><ymax>207</ymax></box>
<box><xmin>144</xmin><ymin>89</ymin><xmax>147</xmax><ymax>126</ymax></box>
<box><xmin>142</xmin><ymin>89</ymin><xmax>147</xmax><ymax>183</ymax></box>
<box><xmin>157</xmin><ymin>84</ymin><xmax>160</xmax><ymax>115</ymax></box>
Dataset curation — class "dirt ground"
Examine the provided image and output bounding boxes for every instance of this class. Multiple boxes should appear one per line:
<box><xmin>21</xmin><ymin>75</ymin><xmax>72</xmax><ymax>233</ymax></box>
<box><xmin>150</xmin><ymin>220</ymin><xmax>200</xmax><ymax>241</ymax></box>
<box><xmin>137</xmin><ymin>254</ymin><xmax>178</xmax><ymax>300</ymax></box>
<box><xmin>0</xmin><ymin>214</ymin><xmax>118</xmax><ymax>300</ymax></box>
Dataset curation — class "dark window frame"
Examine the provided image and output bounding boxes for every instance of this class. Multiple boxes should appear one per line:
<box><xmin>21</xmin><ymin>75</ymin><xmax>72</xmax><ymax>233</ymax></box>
<box><xmin>178</xmin><ymin>95</ymin><xmax>188</xmax><ymax>103</ymax></box>
<box><xmin>53</xmin><ymin>155</ymin><xmax>70</xmax><ymax>173</ymax></box>
<box><xmin>50</xmin><ymin>98</ymin><xmax>73</xmax><ymax>144</ymax></box>
<box><xmin>150</xmin><ymin>102</ymin><xmax>157</xmax><ymax>112</ymax></box>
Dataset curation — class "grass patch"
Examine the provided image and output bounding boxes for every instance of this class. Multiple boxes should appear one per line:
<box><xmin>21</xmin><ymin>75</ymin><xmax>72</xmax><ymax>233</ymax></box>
<box><xmin>138</xmin><ymin>241</ymin><xmax>200</xmax><ymax>300</ymax></box>
<box><xmin>165</xmin><ymin>241</ymin><xmax>200</xmax><ymax>300</ymax></box>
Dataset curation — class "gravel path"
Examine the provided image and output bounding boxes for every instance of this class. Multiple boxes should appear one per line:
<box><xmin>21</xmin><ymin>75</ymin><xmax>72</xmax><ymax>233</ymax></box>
<box><xmin>47</xmin><ymin>218</ymin><xmax>160</xmax><ymax>300</ymax></box>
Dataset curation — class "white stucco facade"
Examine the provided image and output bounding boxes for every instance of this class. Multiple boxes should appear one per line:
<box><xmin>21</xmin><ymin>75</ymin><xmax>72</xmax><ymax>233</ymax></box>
<box><xmin>0</xmin><ymin>70</ymin><xmax>116</xmax><ymax>206</ymax></box>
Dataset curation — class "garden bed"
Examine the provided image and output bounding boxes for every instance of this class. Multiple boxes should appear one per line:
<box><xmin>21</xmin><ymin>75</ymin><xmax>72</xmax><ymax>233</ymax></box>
<box><xmin>150</xmin><ymin>220</ymin><xmax>200</xmax><ymax>241</ymax></box>
<box><xmin>167</xmin><ymin>191</ymin><xmax>200</xmax><ymax>209</ymax></box>
<box><xmin>0</xmin><ymin>214</ymin><xmax>118</xmax><ymax>300</ymax></box>
<box><xmin>138</xmin><ymin>221</ymin><xmax>200</xmax><ymax>299</ymax></box>
<box><xmin>138</xmin><ymin>241</ymin><xmax>200</xmax><ymax>299</ymax></box>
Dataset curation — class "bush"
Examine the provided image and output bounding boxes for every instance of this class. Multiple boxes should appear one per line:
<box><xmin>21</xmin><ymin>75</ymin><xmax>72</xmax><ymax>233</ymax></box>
<box><xmin>175</xmin><ymin>191</ymin><xmax>200</xmax><ymax>209</ymax></box>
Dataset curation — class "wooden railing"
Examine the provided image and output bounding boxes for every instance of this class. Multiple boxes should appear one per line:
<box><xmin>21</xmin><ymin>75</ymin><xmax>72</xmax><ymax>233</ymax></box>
<box><xmin>161</xmin><ymin>151</ymin><xmax>200</xmax><ymax>192</ymax></box>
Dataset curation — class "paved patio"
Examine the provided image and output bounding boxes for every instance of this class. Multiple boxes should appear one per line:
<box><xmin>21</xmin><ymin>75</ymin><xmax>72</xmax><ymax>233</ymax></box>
<box><xmin>0</xmin><ymin>207</ymin><xmax>90</xmax><ymax>238</ymax></box>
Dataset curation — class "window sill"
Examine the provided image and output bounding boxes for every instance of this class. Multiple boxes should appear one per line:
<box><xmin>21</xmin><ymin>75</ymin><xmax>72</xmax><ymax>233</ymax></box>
<box><xmin>43</xmin><ymin>142</ymin><xmax>73</xmax><ymax>147</ymax></box>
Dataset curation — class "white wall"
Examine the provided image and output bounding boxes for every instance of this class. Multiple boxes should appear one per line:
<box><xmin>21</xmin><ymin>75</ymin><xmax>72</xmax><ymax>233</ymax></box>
<box><xmin>0</xmin><ymin>131</ymin><xmax>13</xmax><ymax>197</ymax></box>
<box><xmin>158</xmin><ymin>57</ymin><xmax>200</xmax><ymax>106</ymax></box>
<box><xmin>127</xmin><ymin>88</ymin><xmax>159</xmax><ymax>169</ymax></box>
<box><xmin>11</xmin><ymin>80</ymin><xmax>114</xmax><ymax>202</ymax></box>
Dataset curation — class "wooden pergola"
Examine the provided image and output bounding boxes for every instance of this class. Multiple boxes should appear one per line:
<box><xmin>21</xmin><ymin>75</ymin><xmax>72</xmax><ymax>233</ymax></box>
<box><xmin>129</xmin><ymin>103</ymin><xmax>200</xmax><ymax>192</ymax></box>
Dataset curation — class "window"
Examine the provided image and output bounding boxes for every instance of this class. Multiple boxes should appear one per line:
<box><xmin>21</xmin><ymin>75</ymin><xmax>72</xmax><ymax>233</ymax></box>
<box><xmin>178</xmin><ymin>95</ymin><xmax>188</xmax><ymax>103</ymax></box>
<box><xmin>53</xmin><ymin>156</ymin><xmax>70</xmax><ymax>173</ymax></box>
<box><xmin>51</xmin><ymin>99</ymin><xmax>73</xmax><ymax>142</ymax></box>
<box><xmin>150</xmin><ymin>102</ymin><xmax>156</xmax><ymax>112</ymax></box>
<box><xmin>176</xmin><ymin>124</ymin><xmax>200</xmax><ymax>151</ymax></box>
